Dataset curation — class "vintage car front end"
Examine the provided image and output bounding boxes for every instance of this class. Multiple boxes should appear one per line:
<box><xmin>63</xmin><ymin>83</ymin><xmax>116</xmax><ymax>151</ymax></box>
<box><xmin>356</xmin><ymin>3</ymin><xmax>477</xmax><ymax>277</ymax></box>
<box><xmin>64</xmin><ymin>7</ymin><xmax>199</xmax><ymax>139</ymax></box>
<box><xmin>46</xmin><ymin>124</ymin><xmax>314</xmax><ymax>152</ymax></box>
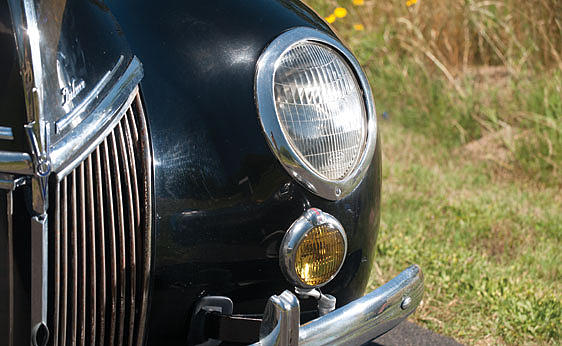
<box><xmin>0</xmin><ymin>0</ymin><xmax>423</xmax><ymax>345</ymax></box>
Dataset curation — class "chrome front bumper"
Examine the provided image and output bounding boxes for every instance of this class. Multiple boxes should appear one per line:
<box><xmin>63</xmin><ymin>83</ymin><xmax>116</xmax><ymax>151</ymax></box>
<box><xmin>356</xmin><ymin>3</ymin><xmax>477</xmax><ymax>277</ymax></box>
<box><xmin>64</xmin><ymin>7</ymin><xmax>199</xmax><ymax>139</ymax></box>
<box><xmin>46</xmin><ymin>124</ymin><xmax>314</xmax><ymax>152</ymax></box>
<box><xmin>254</xmin><ymin>265</ymin><xmax>424</xmax><ymax>346</ymax></box>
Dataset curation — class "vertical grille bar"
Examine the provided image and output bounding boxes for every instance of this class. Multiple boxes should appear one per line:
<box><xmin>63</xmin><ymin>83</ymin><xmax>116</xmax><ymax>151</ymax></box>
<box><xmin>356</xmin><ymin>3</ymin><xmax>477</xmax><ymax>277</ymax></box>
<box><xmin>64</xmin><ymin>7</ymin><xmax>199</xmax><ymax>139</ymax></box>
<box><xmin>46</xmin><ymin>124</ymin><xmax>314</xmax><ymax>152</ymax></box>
<box><xmin>93</xmin><ymin>148</ymin><xmax>106</xmax><ymax>346</ymax></box>
<box><xmin>52</xmin><ymin>184</ymin><xmax>60</xmax><ymax>346</ymax></box>
<box><xmin>132</xmin><ymin>93</ymin><xmax>152</xmax><ymax>346</ymax></box>
<box><xmin>7</xmin><ymin>191</ymin><xmax>13</xmax><ymax>346</ymax></box>
<box><xmin>48</xmin><ymin>88</ymin><xmax>152</xmax><ymax>346</ymax></box>
<box><xmin>60</xmin><ymin>177</ymin><xmax>68</xmax><ymax>346</ymax></box>
<box><xmin>115</xmin><ymin>123</ymin><xmax>137</xmax><ymax>346</ymax></box>
<box><xmin>78</xmin><ymin>164</ymin><xmax>87</xmax><ymax>346</ymax></box>
<box><xmin>108</xmin><ymin>132</ymin><xmax>126</xmax><ymax>346</ymax></box>
<box><xmin>70</xmin><ymin>170</ymin><xmax>78</xmax><ymax>346</ymax></box>
<box><xmin>123</xmin><ymin>114</ymin><xmax>140</xmax><ymax>228</ymax></box>
<box><xmin>101</xmin><ymin>138</ymin><xmax>118</xmax><ymax>346</ymax></box>
<box><xmin>85</xmin><ymin>157</ymin><xmax>96</xmax><ymax>346</ymax></box>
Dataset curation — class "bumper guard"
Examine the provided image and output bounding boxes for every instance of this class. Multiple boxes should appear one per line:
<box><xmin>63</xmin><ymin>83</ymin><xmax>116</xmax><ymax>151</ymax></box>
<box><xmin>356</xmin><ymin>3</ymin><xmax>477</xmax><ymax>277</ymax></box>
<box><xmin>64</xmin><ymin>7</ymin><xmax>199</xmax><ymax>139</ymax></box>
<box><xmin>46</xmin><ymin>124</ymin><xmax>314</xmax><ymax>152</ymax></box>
<box><xmin>254</xmin><ymin>264</ymin><xmax>424</xmax><ymax>346</ymax></box>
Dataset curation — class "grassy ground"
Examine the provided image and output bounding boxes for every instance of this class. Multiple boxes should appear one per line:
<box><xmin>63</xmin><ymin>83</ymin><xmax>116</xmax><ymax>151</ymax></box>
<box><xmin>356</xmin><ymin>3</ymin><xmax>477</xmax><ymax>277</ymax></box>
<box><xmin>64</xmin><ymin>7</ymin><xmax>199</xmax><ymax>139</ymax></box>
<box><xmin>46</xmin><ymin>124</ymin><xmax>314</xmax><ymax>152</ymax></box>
<box><xmin>303</xmin><ymin>0</ymin><xmax>562</xmax><ymax>344</ymax></box>
<box><xmin>371</xmin><ymin>123</ymin><xmax>561</xmax><ymax>345</ymax></box>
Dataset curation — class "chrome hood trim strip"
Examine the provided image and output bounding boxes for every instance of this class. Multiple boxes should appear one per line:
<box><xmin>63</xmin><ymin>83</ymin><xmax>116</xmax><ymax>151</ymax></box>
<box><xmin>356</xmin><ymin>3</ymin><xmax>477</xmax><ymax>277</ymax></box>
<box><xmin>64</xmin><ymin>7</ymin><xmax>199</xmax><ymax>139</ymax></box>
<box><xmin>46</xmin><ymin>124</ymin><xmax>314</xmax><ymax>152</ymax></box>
<box><xmin>52</xmin><ymin>57</ymin><xmax>143</xmax><ymax>179</ymax></box>
<box><xmin>55</xmin><ymin>56</ymin><xmax>126</xmax><ymax>134</ymax></box>
<box><xmin>0</xmin><ymin>151</ymin><xmax>33</xmax><ymax>175</ymax></box>
<box><xmin>0</xmin><ymin>127</ymin><xmax>15</xmax><ymax>141</ymax></box>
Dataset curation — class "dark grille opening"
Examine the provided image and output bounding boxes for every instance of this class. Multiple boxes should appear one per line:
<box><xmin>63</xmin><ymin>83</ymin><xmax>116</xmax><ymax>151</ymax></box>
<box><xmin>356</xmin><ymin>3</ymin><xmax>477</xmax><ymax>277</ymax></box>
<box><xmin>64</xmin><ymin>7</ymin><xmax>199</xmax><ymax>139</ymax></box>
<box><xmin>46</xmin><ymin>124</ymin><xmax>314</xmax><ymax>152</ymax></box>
<box><xmin>0</xmin><ymin>188</ymin><xmax>32</xmax><ymax>346</ymax></box>
<box><xmin>48</xmin><ymin>89</ymin><xmax>152</xmax><ymax>346</ymax></box>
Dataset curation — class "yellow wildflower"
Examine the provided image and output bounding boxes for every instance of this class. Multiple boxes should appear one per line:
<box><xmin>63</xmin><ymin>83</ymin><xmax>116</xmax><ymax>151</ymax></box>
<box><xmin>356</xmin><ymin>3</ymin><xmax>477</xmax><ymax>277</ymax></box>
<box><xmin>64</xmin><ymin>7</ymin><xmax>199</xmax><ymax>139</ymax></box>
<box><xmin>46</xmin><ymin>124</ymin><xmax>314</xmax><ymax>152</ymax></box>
<box><xmin>333</xmin><ymin>7</ymin><xmax>347</xmax><ymax>18</ymax></box>
<box><xmin>325</xmin><ymin>14</ymin><xmax>336</xmax><ymax>23</ymax></box>
<box><xmin>352</xmin><ymin>0</ymin><xmax>364</xmax><ymax>5</ymax></box>
<box><xmin>406</xmin><ymin>0</ymin><xmax>418</xmax><ymax>6</ymax></box>
<box><xmin>353</xmin><ymin>24</ymin><xmax>365</xmax><ymax>31</ymax></box>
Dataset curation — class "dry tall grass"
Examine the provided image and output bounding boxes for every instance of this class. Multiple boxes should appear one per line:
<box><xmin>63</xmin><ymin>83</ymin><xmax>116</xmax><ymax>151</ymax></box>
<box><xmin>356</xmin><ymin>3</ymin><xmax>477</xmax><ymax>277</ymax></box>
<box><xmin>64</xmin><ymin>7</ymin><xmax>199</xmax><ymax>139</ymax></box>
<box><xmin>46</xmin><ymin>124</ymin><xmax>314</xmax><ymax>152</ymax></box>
<box><xmin>307</xmin><ymin>0</ymin><xmax>562</xmax><ymax>183</ymax></box>
<box><xmin>319</xmin><ymin>0</ymin><xmax>561</xmax><ymax>85</ymax></box>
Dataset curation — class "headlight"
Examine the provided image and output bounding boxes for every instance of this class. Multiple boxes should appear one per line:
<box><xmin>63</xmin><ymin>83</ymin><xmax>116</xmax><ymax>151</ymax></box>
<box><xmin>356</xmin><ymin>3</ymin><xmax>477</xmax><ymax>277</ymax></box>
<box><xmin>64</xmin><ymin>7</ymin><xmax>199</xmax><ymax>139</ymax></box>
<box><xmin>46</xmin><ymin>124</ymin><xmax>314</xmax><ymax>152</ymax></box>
<box><xmin>255</xmin><ymin>27</ymin><xmax>377</xmax><ymax>200</ymax></box>
<box><xmin>273</xmin><ymin>42</ymin><xmax>367</xmax><ymax>181</ymax></box>
<box><xmin>280</xmin><ymin>208</ymin><xmax>347</xmax><ymax>288</ymax></box>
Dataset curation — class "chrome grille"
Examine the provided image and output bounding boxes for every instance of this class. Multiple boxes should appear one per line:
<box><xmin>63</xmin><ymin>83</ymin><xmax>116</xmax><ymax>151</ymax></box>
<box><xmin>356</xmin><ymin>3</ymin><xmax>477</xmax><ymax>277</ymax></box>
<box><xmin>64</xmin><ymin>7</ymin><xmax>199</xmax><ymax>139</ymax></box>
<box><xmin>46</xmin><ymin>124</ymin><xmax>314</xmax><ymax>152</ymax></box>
<box><xmin>48</xmin><ymin>90</ymin><xmax>152</xmax><ymax>346</ymax></box>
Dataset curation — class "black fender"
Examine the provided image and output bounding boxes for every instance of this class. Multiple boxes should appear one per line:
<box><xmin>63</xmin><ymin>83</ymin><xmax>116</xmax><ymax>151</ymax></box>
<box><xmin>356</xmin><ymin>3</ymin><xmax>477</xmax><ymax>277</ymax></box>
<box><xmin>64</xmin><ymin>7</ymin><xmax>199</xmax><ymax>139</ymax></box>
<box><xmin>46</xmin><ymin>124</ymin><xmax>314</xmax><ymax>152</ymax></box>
<box><xmin>105</xmin><ymin>0</ymin><xmax>381</xmax><ymax>343</ymax></box>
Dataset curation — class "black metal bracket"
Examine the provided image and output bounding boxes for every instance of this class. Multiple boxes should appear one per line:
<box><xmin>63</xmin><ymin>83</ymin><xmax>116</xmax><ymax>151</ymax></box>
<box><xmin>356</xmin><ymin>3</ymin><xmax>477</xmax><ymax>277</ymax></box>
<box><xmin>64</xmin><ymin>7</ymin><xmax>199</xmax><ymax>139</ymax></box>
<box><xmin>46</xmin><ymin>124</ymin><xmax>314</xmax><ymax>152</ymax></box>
<box><xmin>204</xmin><ymin>312</ymin><xmax>262</xmax><ymax>344</ymax></box>
<box><xmin>188</xmin><ymin>296</ymin><xmax>262</xmax><ymax>345</ymax></box>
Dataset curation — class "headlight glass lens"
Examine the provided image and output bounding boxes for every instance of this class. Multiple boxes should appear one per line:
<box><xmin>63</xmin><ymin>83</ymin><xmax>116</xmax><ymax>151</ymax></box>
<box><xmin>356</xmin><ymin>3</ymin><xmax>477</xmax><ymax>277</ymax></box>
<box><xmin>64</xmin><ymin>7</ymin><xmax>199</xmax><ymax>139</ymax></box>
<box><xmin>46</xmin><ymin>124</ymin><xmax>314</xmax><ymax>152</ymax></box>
<box><xmin>273</xmin><ymin>41</ymin><xmax>367</xmax><ymax>181</ymax></box>
<box><xmin>294</xmin><ymin>224</ymin><xmax>346</xmax><ymax>286</ymax></box>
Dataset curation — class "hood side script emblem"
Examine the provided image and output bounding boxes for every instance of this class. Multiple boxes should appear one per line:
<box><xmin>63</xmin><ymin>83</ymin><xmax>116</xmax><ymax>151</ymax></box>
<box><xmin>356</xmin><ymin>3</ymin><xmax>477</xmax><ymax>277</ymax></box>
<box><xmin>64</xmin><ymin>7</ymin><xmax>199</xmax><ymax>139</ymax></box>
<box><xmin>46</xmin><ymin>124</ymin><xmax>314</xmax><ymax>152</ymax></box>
<box><xmin>61</xmin><ymin>78</ymin><xmax>86</xmax><ymax>107</ymax></box>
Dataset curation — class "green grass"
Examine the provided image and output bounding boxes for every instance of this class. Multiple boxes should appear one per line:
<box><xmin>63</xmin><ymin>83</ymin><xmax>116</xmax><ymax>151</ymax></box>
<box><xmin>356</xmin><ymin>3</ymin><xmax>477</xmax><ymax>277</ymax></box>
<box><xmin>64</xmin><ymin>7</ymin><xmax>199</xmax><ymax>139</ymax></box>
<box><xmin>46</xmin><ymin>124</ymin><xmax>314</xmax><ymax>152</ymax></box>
<box><xmin>303</xmin><ymin>0</ymin><xmax>562</xmax><ymax>343</ymax></box>
<box><xmin>370</xmin><ymin>124</ymin><xmax>561</xmax><ymax>344</ymax></box>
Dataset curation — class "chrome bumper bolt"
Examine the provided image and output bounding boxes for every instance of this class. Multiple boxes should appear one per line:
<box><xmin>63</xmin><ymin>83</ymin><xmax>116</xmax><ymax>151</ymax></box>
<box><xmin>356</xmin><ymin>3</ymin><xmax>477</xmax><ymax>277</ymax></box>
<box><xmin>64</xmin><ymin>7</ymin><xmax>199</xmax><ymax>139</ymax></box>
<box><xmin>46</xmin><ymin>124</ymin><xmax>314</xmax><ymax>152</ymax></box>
<box><xmin>401</xmin><ymin>296</ymin><xmax>412</xmax><ymax>310</ymax></box>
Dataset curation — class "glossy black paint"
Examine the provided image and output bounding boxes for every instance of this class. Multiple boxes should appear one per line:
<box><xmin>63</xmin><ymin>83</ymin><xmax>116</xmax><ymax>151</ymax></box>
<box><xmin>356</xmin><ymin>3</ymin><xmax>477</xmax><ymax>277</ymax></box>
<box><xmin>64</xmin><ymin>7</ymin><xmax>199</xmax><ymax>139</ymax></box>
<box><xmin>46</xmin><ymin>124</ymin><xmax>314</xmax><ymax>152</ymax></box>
<box><xmin>107</xmin><ymin>0</ymin><xmax>382</xmax><ymax>344</ymax></box>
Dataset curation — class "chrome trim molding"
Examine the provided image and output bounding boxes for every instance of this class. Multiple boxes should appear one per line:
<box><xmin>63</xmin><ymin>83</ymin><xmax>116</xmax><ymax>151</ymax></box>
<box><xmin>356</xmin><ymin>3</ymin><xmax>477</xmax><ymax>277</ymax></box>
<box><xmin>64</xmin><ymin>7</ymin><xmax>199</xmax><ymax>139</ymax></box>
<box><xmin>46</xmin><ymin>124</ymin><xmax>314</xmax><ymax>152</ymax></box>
<box><xmin>8</xmin><ymin>0</ymin><xmax>51</xmax><ymax>216</ymax></box>
<box><xmin>255</xmin><ymin>27</ymin><xmax>378</xmax><ymax>200</ymax></box>
<box><xmin>26</xmin><ymin>123</ymin><xmax>50</xmax><ymax>214</ymax></box>
<box><xmin>52</xmin><ymin>58</ymin><xmax>143</xmax><ymax>178</ymax></box>
<box><xmin>6</xmin><ymin>0</ymin><xmax>143</xmax><ymax>178</ymax></box>
<box><xmin>279</xmin><ymin>208</ymin><xmax>347</xmax><ymax>289</ymax></box>
<box><xmin>0</xmin><ymin>127</ymin><xmax>15</xmax><ymax>141</ymax></box>
<box><xmin>9</xmin><ymin>0</ymin><xmax>54</xmax><ymax>323</ymax></box>
<box><xmin>30</xmin><ymin>215</ymin><xmax>49</xmax><ymax>345</ymax></box>
<box><xmin>0</xmin><ymin>152</ymin><xmax>33</xmax><ymax>175</ymax></box>
<box><xmin>0</xmin><ymin>174</ymin><xmax>27</xmax><ymax>191</ymax></box>
<box><xmin>7</xmin><ymin>191</ymin><xmax>14</xmax><ymax>346</ymax></box>
<box><xmin>7</xmin><ymin>0</ymin><xmax>50</xmax><ymax>183</ymax></box>
<box><xmin>254</xmin><ymin>265</ymin><xmax>424</xmax><ymax>346</ymax></box>
<box><xmin>0</xmin><ymin>58</ymin><xmax>143</xmax><ymax>179</ymax></box>
<box><xmin>55</xmin><ymin>55</ymin><xmax>125</xmax><ymax>133</ymax></box>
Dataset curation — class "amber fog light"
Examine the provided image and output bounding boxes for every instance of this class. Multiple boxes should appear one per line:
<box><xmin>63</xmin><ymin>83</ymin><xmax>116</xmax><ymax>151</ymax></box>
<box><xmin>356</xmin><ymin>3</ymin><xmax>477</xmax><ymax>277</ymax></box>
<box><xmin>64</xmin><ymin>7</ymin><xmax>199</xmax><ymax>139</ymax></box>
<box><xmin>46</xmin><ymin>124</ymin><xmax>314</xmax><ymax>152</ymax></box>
<box><xmin>280</xmin><ymin>208</ymin><xmax>347</xmax><ymax>288</ymax></box>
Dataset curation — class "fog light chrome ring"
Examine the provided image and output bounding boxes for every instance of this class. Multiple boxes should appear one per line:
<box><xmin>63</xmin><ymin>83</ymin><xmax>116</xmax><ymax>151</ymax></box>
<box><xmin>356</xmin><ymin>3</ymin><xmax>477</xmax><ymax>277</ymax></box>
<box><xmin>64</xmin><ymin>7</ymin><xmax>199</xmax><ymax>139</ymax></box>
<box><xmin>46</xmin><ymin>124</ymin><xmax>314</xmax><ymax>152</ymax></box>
<box><xmin>279</xmin><ymin>208</ymin><xmax>347</xmax><ymax>288</ymax></box>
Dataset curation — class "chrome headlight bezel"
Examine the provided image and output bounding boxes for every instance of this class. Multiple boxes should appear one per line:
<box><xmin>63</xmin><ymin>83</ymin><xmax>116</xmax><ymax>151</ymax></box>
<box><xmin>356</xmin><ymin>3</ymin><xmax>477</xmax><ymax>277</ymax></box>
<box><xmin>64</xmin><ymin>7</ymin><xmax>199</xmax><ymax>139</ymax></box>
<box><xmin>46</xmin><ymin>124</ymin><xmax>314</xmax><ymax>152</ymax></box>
<box><xmin>255</xmin><ymin>27</ymin><xmax>377</xmax><ymax>200</ymax></box>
